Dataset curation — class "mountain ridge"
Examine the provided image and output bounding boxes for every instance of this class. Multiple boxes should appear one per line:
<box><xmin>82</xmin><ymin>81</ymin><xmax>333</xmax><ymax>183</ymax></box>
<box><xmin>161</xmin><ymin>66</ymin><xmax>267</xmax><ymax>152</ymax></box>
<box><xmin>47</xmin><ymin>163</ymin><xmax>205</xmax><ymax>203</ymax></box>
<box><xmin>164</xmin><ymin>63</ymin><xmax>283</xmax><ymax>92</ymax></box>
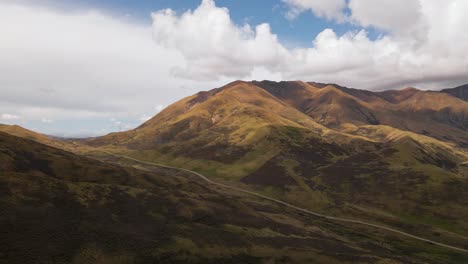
<box><xmin>3</xmin><ymin>80</ymin><xmax>468</xmax><ymax>263</ymax></box>
<box><xmin>80</xmin><ymin>81</ymin><xmax>468</xmax><ymax>236</ymax></box>
<box><xmin>441</xmin><ymin>84</ymin><xmax>468</xmax><ymax>102</ymax></box>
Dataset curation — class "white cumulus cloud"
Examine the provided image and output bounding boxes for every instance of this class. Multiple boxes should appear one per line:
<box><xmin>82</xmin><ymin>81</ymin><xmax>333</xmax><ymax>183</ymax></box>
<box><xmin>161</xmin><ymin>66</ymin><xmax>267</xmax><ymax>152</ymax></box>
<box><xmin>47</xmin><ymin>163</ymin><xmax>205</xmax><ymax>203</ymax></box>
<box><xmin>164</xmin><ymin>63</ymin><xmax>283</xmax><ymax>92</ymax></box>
<box><xmin>348</xmin><ymin>0</ymin><xmax>424</xmax><ymax>34</ymax></box>
<box><xmin>1</xmin><ymin>114</ymin><xmax>20</xmax><ymax>121</ymax></box>
<box><xmin>152</xmin><ymin>0</ymin><xmax>289</xmax><ymax>80</ymax></box>
<box><xmin>0</xmin><ymin>2</ymin><xmax>224</xmax><ymax>135</ymax></box>
<box><xmin>153</xmin><ymin>0</ymin><xmax>468</xmax><ymax>90</ymax></box>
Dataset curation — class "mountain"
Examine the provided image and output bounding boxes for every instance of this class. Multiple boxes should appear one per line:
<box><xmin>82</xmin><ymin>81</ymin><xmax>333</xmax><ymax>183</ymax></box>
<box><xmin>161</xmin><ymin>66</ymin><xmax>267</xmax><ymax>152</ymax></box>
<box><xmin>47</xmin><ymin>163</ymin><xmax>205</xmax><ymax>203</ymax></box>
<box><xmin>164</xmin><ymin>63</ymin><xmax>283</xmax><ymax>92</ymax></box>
<box><xmin>86</xmin><ymin>81</ymin><xmax>468</xmax><ymax>179</ymax></box>
<box><xmin>81</xmin><ymin>80</ymin><xmax>468</xmax><ymax>254</ymax></box>
<box><xmin>441</xmin><ymin>84</ymin><xmax>468</xmax><ymax>102</ymax></box>
<box><xmin>254</xmin><ymin>81</ymin><xmax>468</xmax><ymax>147</ymax></box>
<box><xmin>86</xmin><ymin>81</ymin><xmax>364</xmax><ymax>173</ymax></box>
<box><xmin>253</xmin><ymin>81</ymin><xmax>382</xmax><ymax>128</ymax></box>
<box><xmin>0</xmin><ymin>124</ymin><xmax>75</xmax><ymax>151</ymax></box>
<box><xmin>0</xmin><ymin>124</ymin><xmax>52</xmax><ymax>144</ymax></box>
<box><xmin>4</xmin><ymin>131</ymin><xmax>464</xmax><ymax>263</ymax></box>
<box><xmin>4</xmin><ymin>81</ymin><xmax>468</xmax><ymax>262</ymax></box>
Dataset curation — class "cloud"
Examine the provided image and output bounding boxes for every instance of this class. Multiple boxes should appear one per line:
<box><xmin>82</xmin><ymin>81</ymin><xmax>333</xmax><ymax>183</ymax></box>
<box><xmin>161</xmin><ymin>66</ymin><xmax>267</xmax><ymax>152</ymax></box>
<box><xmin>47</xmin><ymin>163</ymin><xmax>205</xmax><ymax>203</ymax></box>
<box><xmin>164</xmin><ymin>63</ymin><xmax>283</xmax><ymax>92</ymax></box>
<box><xmin>152</xmin><ymin>0</ymin><xmax>288</xmax><ymax>80</ymax></box>
<box><xmin>108</xmin><ymin>118</ymin><xmax>135</xmax><ymax>132</ymax></box>
<box><xmin>139</xmin><ymin>115</ymin><xmax>152</xmax><ymax>122</ymax></box>
<box><xmin>152</xmin><ymin>0</ymin><xmax>468</xmax><ymax>90</ymax></box>
<box><xmin>0</xmin><ymin>113</ymin><xmax>22</xmax><ymax>125</ymax></box>
<box><xmin>282</xmin><ymin>0</ymin><xmax>347</xmax><ymax>21</ymax></box>
<box><xmin>348</xmin><ymin>0</ymin><xmax>424</xmax><ymax>34</ymax></box>
<box><xmin>154</xmin><ymin>104</ymin><xmax>166</xmax><ymax>113</ymax></box>
<box><xmin>0</xmin><ymin>2</ymin><xmax>223</xmax><ymax>135</ymax></box>
<box><xmin>138</xmin><ymin>104</ymin><xmax>165</xmax><ymax>122</ymax></box>
<box><xmin>1</xmin><ymin>114</ymin><xmax>20</xmax><ymax>121</ymax></box>
<box><xmin>41</xmin><ymin>118</ymin><xmax>54</xmax><ymax>124</ymax></box>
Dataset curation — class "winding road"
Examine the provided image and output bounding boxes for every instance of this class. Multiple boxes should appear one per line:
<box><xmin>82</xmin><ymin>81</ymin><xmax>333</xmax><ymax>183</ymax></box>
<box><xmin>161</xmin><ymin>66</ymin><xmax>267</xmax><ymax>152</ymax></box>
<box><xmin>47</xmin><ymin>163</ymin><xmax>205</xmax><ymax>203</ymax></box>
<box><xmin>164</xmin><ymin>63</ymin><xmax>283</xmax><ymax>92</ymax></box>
<box><xmin>95</xmin><ymin>148</ymin><xmax>468</xmax><ymax>253</ymax></box>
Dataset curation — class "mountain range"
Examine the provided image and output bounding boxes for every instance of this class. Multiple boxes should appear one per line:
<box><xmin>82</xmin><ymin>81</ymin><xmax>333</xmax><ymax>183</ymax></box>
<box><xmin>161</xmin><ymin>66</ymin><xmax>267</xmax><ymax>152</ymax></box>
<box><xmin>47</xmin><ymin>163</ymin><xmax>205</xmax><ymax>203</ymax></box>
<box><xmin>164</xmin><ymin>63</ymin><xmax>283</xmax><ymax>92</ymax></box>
<box><xmin>1</xmin><ymin>81</ymin><xmax>468</xmax><ymax>263</ymax></box>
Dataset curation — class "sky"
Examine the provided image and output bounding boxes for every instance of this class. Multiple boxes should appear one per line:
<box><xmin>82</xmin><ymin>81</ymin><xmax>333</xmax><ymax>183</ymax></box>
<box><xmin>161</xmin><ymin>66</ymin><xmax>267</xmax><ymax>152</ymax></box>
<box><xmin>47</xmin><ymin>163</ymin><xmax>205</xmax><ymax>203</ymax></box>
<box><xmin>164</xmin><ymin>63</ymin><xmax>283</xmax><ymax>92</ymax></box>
<box><xmin>1</xmin><ymin>0</ymin><xmax>468</xmax><ymax>137</ymax></box>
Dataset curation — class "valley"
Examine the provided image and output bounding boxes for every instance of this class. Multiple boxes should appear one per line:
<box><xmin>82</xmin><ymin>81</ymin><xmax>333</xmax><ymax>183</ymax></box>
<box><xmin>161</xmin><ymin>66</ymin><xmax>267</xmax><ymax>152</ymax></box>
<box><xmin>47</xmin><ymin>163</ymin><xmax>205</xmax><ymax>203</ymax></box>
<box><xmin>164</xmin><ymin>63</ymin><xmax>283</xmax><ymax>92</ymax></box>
<box><xmin>80</xmin><ymin>81</ymin><xmax>468</xmax><ymax>248</ymax></box>
<box><xmin>2</xmin><ymin>80</ymin><xmax>468</xmax><ymax>263</ymax></box>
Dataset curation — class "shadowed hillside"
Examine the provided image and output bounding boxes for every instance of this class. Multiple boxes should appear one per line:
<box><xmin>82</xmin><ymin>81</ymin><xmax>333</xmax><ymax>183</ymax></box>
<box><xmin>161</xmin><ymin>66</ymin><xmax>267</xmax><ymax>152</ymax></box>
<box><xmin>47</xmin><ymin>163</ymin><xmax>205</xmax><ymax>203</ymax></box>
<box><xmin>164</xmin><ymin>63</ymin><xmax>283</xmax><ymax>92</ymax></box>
<box><xmin>2</xmin><ymin>132</ymin><xmax>468</xmax><ymax>263</ymax></box>
<box><xmin>3</xmin><ymin>80</ymin><xmax>468</xmax><ymax>263</ymax></box>
<box><xmin>79</xmin><ymin>81</ymin><xmax>468</xmax><ymax>255</ymax></box>
<box><xmin>441</xmin><ymin>84</ymin><xmax>468</xmax><ymax>102</ymax></box>
<box><xmin>254</xmin><ymin>81</ymin><xmax>468</xmax><ymax>147</ymax></box>
<box><xmin>0</xmin><ymin>124</ymin><xmax>74</xmax><ymax>150</ymax></box>
<box><xmin>0</xmin><ymin>124</ymin><xmax>52</xmax><ymax>144</ymax></box>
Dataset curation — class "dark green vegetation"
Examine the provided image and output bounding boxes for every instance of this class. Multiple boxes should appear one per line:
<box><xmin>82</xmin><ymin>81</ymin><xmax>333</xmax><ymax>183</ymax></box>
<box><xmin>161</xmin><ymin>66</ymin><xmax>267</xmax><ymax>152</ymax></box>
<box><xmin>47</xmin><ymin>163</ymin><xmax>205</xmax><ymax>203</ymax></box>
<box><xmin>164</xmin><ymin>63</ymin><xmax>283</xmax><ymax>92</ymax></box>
<box><xmin>2</xmin><ymin>81</ymin><xmax>468</xmax><ymax>263</ymax></box>
<box><xmin>5</xmin><ymin>132</ymin><xmax>468</xmax><ymax>263</ymax></box>
<box><xmin>81</xmin><ymin>81</ymin><xmax>468</xmax><ymax>258</ymax></box>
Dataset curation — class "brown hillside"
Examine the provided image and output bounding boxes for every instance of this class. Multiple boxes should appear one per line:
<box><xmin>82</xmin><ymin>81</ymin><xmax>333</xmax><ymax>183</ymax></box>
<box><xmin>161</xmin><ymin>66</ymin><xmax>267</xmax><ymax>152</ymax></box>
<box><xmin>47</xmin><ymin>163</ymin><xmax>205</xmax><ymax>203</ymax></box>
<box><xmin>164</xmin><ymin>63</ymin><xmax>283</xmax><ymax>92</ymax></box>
<box><xmin>6</xmin><ymin>80</ymin><xmax>468</xmax><ymax>259</ymax></box>
<box><xmin>254</xmin><ymin>81</ymin><xmax>468</xmax><ymax>147</ymax></box>
<box><xmin>7</xmin><ymin>132</ymin><xmax>434</xmax><ymax>263</ymax></box>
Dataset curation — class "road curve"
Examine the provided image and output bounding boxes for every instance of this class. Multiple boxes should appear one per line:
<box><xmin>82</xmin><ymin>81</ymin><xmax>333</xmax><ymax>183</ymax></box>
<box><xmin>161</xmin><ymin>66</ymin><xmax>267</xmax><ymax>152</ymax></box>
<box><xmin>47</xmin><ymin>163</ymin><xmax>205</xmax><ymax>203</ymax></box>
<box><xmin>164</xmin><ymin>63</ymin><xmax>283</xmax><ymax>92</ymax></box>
<box><xmin>98</xmin><ymin>149</ymin><xmax>468</xmax><ymax>253</ymax></box>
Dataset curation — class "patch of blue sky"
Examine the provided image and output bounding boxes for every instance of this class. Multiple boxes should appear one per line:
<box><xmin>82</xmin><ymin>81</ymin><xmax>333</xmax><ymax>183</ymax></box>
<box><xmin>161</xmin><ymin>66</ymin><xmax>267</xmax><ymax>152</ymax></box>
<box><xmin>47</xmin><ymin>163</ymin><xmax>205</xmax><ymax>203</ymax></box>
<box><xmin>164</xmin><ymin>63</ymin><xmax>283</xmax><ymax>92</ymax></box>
<box><xmin>30</xmin><ymin>0</ymin><xmax>384</xmax><ymax>49</ymax></box>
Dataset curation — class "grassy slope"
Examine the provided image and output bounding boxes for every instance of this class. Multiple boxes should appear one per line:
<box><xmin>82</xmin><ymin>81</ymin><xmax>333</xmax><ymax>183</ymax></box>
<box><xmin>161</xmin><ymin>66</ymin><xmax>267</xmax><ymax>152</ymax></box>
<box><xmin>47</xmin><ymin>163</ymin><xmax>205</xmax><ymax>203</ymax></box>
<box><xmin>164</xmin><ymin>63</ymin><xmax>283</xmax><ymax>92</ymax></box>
<box><xmin>7</xmin><ymin>132</ymin><xmax>465</xmax><ymax>263</ymax></box>
<box><xmin>78</xmin><ymin>81</ymin><xmax>468</xmax><ymax>254</ymax></box>
<box><xmin>0</xmin><ymin>124</ymin><xmax>51</xmax><ymax>143</ymax></box>
<box><xmin>255</xmin><ymin>81</ymin><xmax>468</xmax><ymax>147</ymax></box>
<box><xmin>0</xmin><ymin>124</ymin><xmax>76</xmax><ymax>151</ymax></box>
<box><xmin>97</xmin><ymin>124</ymin><xmax>468</xmax><ymax>253</ymax></box>
<box><xmin>3</xmin><ymin>81</ymin><xmax>468</xmax><ymax>262</ymax></box>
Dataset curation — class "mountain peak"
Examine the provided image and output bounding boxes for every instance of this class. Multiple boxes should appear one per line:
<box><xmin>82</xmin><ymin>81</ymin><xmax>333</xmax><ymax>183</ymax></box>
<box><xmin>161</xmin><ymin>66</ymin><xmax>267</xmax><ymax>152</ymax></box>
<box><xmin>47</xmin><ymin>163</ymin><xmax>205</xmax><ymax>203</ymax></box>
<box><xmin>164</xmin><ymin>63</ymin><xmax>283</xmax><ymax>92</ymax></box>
<box><xmin>224</xmin><ymin>80</ymin><xmax>250</xmax><ymax>87</ymax></box>
<box><xmin>400</xmin><ymin>87</ymin><xmax>420</xmax><ymax>92</ymax></box>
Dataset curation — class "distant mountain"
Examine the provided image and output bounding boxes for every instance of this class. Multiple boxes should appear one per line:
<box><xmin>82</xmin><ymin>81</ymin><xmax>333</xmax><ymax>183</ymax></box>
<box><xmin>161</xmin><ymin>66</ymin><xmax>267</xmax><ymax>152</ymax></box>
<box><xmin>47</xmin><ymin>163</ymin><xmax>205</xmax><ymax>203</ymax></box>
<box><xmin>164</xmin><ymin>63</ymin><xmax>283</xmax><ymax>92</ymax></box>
<box><xmin>441</xmin><ymin>83</ymin><xmax>468</xmax><ymax>102</ymax></box>
<box><xmin>4</xmin><ymin>131</ymin><xmax>457</xmax><ymax>263</ymax></box>
<box><xmin>254</xmin><ymin>81</ymin><xmax>468</xmax><ymax>146</ymax></box>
